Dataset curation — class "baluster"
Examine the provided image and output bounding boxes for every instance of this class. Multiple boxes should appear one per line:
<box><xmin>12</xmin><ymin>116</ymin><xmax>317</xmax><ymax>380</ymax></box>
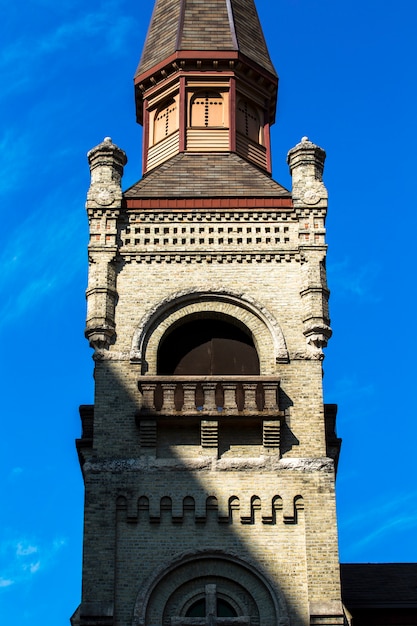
<box><xmin>201</xmin><ymin>381</ymin><xmax>217</xmax><ymax>412</ymax></box>
<box><xmin>139</xmin><ymin>383</ymin><xmax>156</xmax><ymax>413</ymax></box>
<box><xmin>244</xmin><ymin>383</ymin><xmax>258</xmax><ymax>411</ymax></box>
<box><xmin>163</xmin><ymin>383</ymin><xmax>176</xmax><ymax>413</ymax></box>
<box><xmin>223</xmin><ymin>381</ymin><xmax>237</xmax><ymax>412</ymax></box>
<box><xmin>182</xmin><ymin>382</ymin><xmax>197</xmax><ymax>412</ymax></box>
<box><xmin>264</xmin><ymin>382</ymin><xmax>279</xmax><ymax>411</ymax></box>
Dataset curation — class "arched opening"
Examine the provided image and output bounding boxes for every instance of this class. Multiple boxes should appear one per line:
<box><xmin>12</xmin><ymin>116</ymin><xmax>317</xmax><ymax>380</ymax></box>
<box><xmin>133</xmin><ymin>552</ymin><xmax>285</xmax><ymax>626</ymax></box>
<box><xmin>157</xmin><ymin>317</ymin><xmax>260</xmax><ymax>375</ymax></box>
<box><xmin>153</xmin><ymin>97</ymin><xmax>178</xmax><ymax>144</ymax></box>
<box><xmin>237</xmin><ymin>99</ymin><xmax>261</xmax><ymax>143</ymax></box>
<box><xmin>186</xmin><ymin>597</ymin><xmax>237</xmax><ymax>618</ymax></box>
<box><xmin>190</xmin><ymin>91</ymin><xmax>224</xmax><ymax>128</ymax></box>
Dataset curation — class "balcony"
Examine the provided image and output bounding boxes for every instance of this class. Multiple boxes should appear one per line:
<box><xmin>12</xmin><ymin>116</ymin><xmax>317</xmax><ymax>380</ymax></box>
<box><xmin>137</xmin><ymin>376</ymin><xmax>283</xmax><ymax>418</ymax></box>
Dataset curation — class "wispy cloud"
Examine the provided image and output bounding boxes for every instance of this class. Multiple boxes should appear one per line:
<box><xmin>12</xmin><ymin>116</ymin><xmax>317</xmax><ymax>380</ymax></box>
<box><xmin>0</xmin><ymin>130</ymin><xmax>32</xmax><ymax>197</ymax></box>
<box><xmin>0</xmin><ymin>536</ymin><xmax>67</xmax><ymax>589</ymax></box>
<box><xmin>340</xmin><ymin>490</ymin><xmax>417</xmax><ymax>558</ymax></box>
<box><xmin>324</xmin><ymin>375</ymin><xmax>376</xmax><ymax>424</ymax></box>
<box><xmin>0</xmin><ymin>191</ymin><xmax>86</xmax><ymax>326</ymax></box>
<box><xmin>0</xmin><ymin>1</ymin><xmax>136</xmax><ymax>96</ymax></box>
<box><xmin>328</xmin><ymin>257</ymin><xmax>381</xmax><ymax>302</ymax></box>
<box><xmin>327</xmin><ymin>374</ymin><xmax>375</xmax><ymax>402</ymax></box>
<box><xmin>39</xmin><ymin>5</ymin><xmax>136</xmax><ymax>56</ymax></box>
<box><xmin>9</xmin><ymin>467</ymin><xmax>24</xmax><ymax>479</ymax></box>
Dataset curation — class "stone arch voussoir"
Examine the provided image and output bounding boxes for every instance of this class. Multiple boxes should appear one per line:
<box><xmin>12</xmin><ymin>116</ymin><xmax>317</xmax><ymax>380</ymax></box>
<box><xmin>132</xmin><ymin>549</ymin><xmax>289</xmax><ymax>626</ymax></box>
<box><xmin>130</xmin><ymin>288</ymin><xmax>288</xmax><ymax>374</ymax></box>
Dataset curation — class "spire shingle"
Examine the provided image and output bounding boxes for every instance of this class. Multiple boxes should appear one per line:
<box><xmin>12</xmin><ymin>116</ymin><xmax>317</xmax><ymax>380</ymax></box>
<box><xmin>136</xmin><ymin>0</ymin><xmax>276</xmax><ymax>77</ymax></box>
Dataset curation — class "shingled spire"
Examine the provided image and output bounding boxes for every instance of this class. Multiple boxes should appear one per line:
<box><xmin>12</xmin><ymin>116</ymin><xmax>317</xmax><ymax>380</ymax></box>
<box><xmin>134</xmin><ymin>0</ymin><xmax>279</xmax><ymax>175</ymax></box>
<box><xmin>136</xmin><ymin>0</ymin><xmax>276</xmax><ymax>78</ymax></box>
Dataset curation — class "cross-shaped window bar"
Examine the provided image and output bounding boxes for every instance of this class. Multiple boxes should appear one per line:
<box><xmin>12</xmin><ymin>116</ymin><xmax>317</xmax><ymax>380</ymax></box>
<box><xmin>171</xmin><ymin>584</ymin><xmax>250</xmax><ymax>626</ymax></box>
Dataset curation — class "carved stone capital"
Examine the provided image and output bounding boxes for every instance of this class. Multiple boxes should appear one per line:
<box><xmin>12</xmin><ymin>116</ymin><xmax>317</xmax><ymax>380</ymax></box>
<box><xmin>86</xmin><ymin>137</ymin><xmax>127</xmax><ymax>210</ymax></box>
<box><xmin>84</xmin><ymin>326</ymin><xmax>115</xmax><ymax>351</ymax></box>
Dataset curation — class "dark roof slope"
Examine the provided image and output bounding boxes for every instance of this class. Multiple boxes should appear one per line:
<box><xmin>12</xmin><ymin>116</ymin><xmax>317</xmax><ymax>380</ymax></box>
<box><xmin>124</xmin><ymin>152</ymin><xmax>290</xmax><ymax>198</ymax></box>
<box><xmin>341</xmin><ymin>563</ymin><xmax>417</xmax><ymax>609</ymax></box>
<box><xmin>136</xmin><ymin>0</ymin><xmax>276</xmax><ymax>77</ymax></box>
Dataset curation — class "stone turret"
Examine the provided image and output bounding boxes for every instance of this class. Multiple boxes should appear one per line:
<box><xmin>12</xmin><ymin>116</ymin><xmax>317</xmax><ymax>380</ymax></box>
<box><xmin>287</xmin><ymin>136</ymin><xmax>327</xmax><ymax>209</ymax></box>
<box><xmin>288</xmin><ymin>137</ymin><xmax>331</xmax><ymax>356</ymax></box>
<box><xmin>85</xmin><ymin>137</ymin><xmax>127</xmax><ymax>350</ymax></box>
<box><xmin>86</xmin><ymin>137</ymin><xmax>127</xmax><ymax>209</ymax></box>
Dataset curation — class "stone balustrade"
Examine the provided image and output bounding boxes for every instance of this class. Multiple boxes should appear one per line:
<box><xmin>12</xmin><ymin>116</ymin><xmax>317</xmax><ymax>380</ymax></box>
<box><xmin>137</xmin><ymin>377</ymin><xmax>282</xmax><ymax>417</ymax></box>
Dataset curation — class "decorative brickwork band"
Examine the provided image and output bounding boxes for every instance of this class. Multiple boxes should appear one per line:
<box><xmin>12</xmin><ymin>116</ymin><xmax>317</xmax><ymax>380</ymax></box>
<box><xmin>115</xmin><ymin>494</ymin><xmax>302</xmax><ymax>526</ymax></box>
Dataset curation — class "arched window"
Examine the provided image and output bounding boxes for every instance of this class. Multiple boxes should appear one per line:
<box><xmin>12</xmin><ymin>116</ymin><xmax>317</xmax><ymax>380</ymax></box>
<box><xmin>190</xmin><ymin>91</ymin><xmax>224</xmax><ymax>128</ymax></box>
<box><xmin>154</xmin><ymin>98</ymin><xmax>178</xmax><ymax>143</ymax></box>
<box><xmin>237</xmin><ymin>99</ymin><xmax>261</xmax><ymax>143</ymax></box>
<box><xmin>134</xmin><ymin>553</ymin><xmax>282</xmax><ymax>626</ymax></box>
<box><xmin>186</xmin><ymin>596</ymin><xmax>237</xmax><ymax>619</ymax></box>
<box><xmin>157</xmin><ymin>318</ymin><xmax>260</xmax><ymax>376</ymax></box>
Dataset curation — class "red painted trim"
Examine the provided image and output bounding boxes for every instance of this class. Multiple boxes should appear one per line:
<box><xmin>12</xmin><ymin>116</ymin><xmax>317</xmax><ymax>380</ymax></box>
<box><xmin>135</xmin><ymin>51</ymin><xmax>239</xmax><ymax>85</ymax></box>
<box><xmin>124</xmin><ymin>197</ymin><xmax>293</xmax><ymax>210</ymax></box>
<box><xmin>142</xmin><ymin>100</ymin><xmax>150</xmax><ymax>175</ymax></box>
<box><xmin>181</xmin><ymin>71</ymin><xmax>234</xmax><ymax>79</ymax></box>
<box><xmin>134</xmin><ymin>50</ymin><xmax>278</xmax><ymax>86</ymax></box>
<box><xmin>179</xmin><ymin>76</ymin><xmax>186</xmax><ymax>152</ymax></box>
<box><xmin>264</xmin><ymin>117</ymin><xmax>272</xmax><ymax>175</ymax></box>
<box><xmin>179</xmin><ymin>50</ymin><xmax>238</xmax><ymax>61</ymax></box>
<box><xmin>229</xmin><ymin>76</ymin><xmax>236</xmax><ymax>153</ymax></box>
<box><xmin>140</xmin><ymin>72</ymin><xmax>233</xmax><ymax>102</ymax></box>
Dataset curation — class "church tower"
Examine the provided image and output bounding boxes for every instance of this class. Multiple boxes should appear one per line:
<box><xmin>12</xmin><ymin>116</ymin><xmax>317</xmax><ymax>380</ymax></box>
<box><xmin>73</xmin><ymin>2</ymin><xmax>343</xmax><ymax>626</ymax></box>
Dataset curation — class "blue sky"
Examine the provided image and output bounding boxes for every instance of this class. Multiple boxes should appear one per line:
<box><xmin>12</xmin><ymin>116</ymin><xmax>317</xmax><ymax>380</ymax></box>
<box><xmin>1</xmin><ymin>0</ymin><xmax>416</xmax><ymax>624</ymax></box>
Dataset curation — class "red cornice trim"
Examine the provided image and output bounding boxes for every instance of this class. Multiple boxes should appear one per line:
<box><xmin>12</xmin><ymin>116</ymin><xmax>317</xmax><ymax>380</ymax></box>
<box><xmin>124</xmin><ymin>197</ymin><xmax>293</xmax><ymax>210</ymax></box>
<box><xmin>264</xmin><ymin>109</ymin><xmax>272</xmax><ymax>174</ymax></box>
<box><xmin>229</xmin><ymin>76</ymin><xmax>236</xmax><ymax>152</ymax></box>
<box><xmin>179</xmin><ymin>76</ymin><xmax>186</xmax><ymax>152</ymax></box>
<box><xmin>134</xmin><ymin>52</ymin><xmax>238</xmax><ymax>84</ymax></box>
<box><xmin>142</xmin><ymin>99</ymin><xmax>150</xmax><ymax>175</ymax></box>
<box><xmin>134</xmin><ymin>50</ymin><xmax>278</xmax><ymax>86</ymax></box>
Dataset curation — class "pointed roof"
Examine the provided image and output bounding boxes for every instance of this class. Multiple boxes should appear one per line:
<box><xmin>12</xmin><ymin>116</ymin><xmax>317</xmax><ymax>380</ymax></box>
<box><xmin>124</xmin><ymin>153</ymin><xmax>289</xmax><ymax>198</ymax></box>
<box><xmin>136</xmin><ymin>0</ymin><xmax>276</xmax><ymax>78</ymax></box>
